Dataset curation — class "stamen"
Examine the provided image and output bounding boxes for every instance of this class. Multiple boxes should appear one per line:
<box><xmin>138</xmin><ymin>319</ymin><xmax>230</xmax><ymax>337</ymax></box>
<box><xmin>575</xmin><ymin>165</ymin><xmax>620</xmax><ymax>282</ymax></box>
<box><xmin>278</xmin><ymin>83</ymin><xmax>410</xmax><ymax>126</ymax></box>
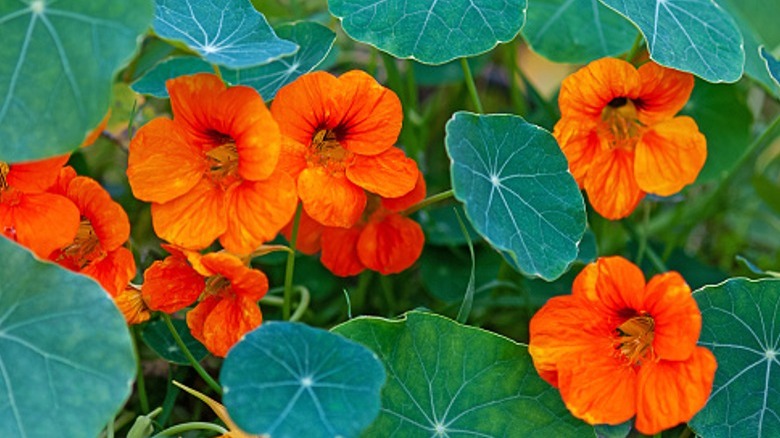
<box><xmin>0</xmin><ymin>161</ymin><xmax>10</xmax><ymax>191</ymax></box>
<box><xmin>205</xmin><ymin>142</ymin><xmax>240</xmax><ymax>188</ymax></box>
<box><xmin>309</xmin><ymin>129</ymin><xmax>352</xmax><ymax>171</ymax></box>
<box><xmin>614</xmin><ymin>314</ymin><xmax>655</xmax><ymax>365</ymax></box>
<box><xmin>205</xmin><ymin>275</ymin><xmax>232</xmax><ymax>297</ymax></box>
<box><xmin>59</xmin><ymin>219</ymin><xmax>103</xmax><ymax>269</ymax></box>
<box><xmin>600</xmin><ymin>98</ymin><xmax>644</xmax><ymax>151</ymax></box>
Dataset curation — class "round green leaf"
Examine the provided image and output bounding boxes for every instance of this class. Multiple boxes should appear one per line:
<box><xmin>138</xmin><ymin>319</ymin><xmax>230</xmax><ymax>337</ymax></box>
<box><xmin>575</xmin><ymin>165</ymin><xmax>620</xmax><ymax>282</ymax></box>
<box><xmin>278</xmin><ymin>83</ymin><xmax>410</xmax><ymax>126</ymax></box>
<box><xmin>153</xmin><ymin>0</ymin><xmax>297</xmax><ymax>68</ymax></box>
<box><xmin>523</xmin><ymin>0</ymin><xmax>638</xmax><ymax>64</ymax></box>
<box><xmin>333</xmin><ymin>311</ymin><xmax>592</xmax><ymax>437</ymax></box>
<box><xmin>328</xmin><ymin>0</ymin><xmax>526</xmax><ymax>65</ymax></box>
<box><xmin>760</xmin><ymin>46</ymin><xmax>780</xmax><ymax>88</ymax></box>
<box><xmin>220</xmin><ymin>322</ymin><xmax>385</xmax><ymax>437</ymax></box>
<box><xmin>0</xmin><ymin>238</ymin><xmax>136</xmax><ymax>437</ymax></box>
<box><xmin>445</xmin><ymin>111</ymin><xmax>586</xmax><ymax>281</ymax></box>
<box><xmin>0</xmin><ymin>0</ymin><xmax>152</xmax><ymax>162</ymax></box>
<box><xmin>140</xmin><ymin>317</ymin><xmax>208</xmax><ymax>365</ymax></box>
<box><xmin>598</xmin><ymin>0</ymin><xmax>744</xmax><ymax>83</ymax></box>
<box><xmin>691</xmin><ymin>278</ymin><xmax>780</xmax><ymax>438</ymax></box>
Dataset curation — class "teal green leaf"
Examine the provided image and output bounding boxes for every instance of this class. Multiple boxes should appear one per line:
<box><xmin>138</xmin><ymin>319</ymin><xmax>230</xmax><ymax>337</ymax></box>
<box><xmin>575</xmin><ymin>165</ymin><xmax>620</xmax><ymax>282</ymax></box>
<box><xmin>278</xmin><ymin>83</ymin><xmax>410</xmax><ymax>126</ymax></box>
<box><xmin>0</xmin><ymin>0</ymin><xmax>152</xmax><ymax>162</ymax></box>
<box><xmin>418</xmin><ymin>205</ymin><xmax>481</xmax><ymax>246</ymax></box>
<box><xmin>760</xmin><ymin>46</ymin><xmax>780</xmax><ymax>88</ymax></box>
<box><xmin>0</xmin><ymin>238</ymin><xmax>135</xmax><ymax>437</ymax></box>
<box><xmin>576</xmin><ymin>227</ymin><xmax>597</xmax><ymax>264</ymax></box>
<box><xmin>133</xmin><ymin>21</ymin><xmax>335</xmax><ymax>100</ymax></box>
<box><xmin>140</xmin><ymin>317</ymin><xmax>208</xmax><ymax>365</ymax></box>
<box><xmin>153</xmin><ymin>0</ymin><xmax>297</xmax><ymax>68</ymax></box>
<box><xmin>445</xmin><ymin>111</ymin><xmax>586</xmax><ymax>280</ymax></box>
<box><xmin>333</xmin><ymin>311</ymin><xmax>592</xmax><ymax>436</ymax></box>
<box><xmin>220</xmin><ymin>322</ymin><xmax>385</xmax><ymax>437</ymax></box>
<box><xmin>523</xmin><ymin>0</ymin><xmax>638</xmax><ymax>63</ymax></box>
<box><xmin>598</xmin><ymin>0</ymin><xmax>744</xmax><ymax>83</ymax></box>
<box><xmin>594</xmin><ymin>420</ymin><xmax>632</xmax><ymax>438</ymax></box>
<box><xmin>328</xmin><ymin>0</ymin><xmax>526</xmax><ymax>65</ymax></box>
<box><xmin>690</xmin><ymin>278</ymin><xmax>780</xmax><ymax>438</ymax></box>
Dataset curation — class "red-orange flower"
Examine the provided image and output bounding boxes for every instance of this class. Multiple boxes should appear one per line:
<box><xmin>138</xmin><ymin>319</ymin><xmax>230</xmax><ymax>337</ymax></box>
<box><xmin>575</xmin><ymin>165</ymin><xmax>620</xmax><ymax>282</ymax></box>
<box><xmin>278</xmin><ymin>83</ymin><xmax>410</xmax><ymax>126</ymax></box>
<box><xmin>554</xmin><ymin>58</ymin><xmax>706</xmax><ymax>219</ymax></box>
<box><xmin>529</xmin><ymin>256</ymin><xmax>716</xmax><ymax>434</ymax></box>
<box><xmin>49</xmin><ymin>167</ymin><xmax>136</xmax><ymax>296</ymax></box>
<box><xmin>0</xmin><ymin>155</ymin><xmax>80</xmax><ymax>258</ymax></box>
<box><xmin>127</xmin><ymin>73</ymin><xmax>297</xmax><ymax>254</ymax></box>
<box><xmin>271</xmin><ymin>70</ymin><xmax>419</xmax><ymax>228</ymax></box>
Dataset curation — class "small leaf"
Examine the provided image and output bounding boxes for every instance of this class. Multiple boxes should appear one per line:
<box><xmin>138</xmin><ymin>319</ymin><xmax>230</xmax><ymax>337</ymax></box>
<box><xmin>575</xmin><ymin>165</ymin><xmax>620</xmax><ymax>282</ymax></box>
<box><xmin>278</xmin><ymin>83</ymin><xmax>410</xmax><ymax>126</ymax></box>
<box><xmin>0</xmin><ymin>238</ymin><xmax>136</xmax><ymax>437</ymax></box>
<box><xmin>598</xmin><ymin>0</ymin><xmax>744</xmax><ymax>83</ymax></box>
<box><xmin>0</xmin><ymin>0</ymin><xmax>152</xmax><ymax>161</ymax></box>
<box><xmin>328</xmin><ymin>0</ymin><xmax>526</xmax><ymax>65</ymax></box>
<box><xmin>153</xmin><ymin>0</ymin><xmax>297</xmax><ymax>68</ymax></box>
<box><xmin>760</xmin><ymin>45</ymin><xmax>780</xmax><ymax>88</ymax></box>
<box><xmin>523</xmin><ymin>0</ymin><xmax>638</xmax><ymax>63</ymax></box>
<box><xmin>594</xmin><ymin>420</ymin><xmax>633</xmax><ymax>438</ymax></box>
<box><xmin>131</xmin><ymin>57</ymin><xmax>212</xmax><ymax>97</ymax></box>
<box><xmin>445</xmin><ymin>111</ymin><xmax>586</xmax><ymax>280</ymax></box>
<box><xmin>220</xmin><ymin>322</ymin><xmax>385</xmax><ymax>438</ymax></box>
<box><xmin>333</xmin><ymin>311</ymin><xmax>592</xmax><ymax>436</ymax></box>
<box><xmin>141</xmin><ymin>317</ymin><xmax>208</xmax><ymax>365</ymax></box>
<box><xmin>691</xmin><ymin>278</ymin><xmax>780</xmax><ymax>438</ymax></box>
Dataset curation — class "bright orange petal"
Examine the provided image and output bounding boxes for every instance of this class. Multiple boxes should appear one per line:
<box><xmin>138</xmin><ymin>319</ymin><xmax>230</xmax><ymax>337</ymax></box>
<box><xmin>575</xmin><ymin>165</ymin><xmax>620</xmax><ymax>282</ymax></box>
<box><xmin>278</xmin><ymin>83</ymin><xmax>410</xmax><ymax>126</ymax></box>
<box><xmin>6</xmin><ymin>154</ymin><xmax>70</xmax><ymax>193</ymax></box>
<box><xmin>50</xmin><ymin>166</ymin><xmax>78</xmax><ymax>196</ymax></box>
<box><xmin>277</xmin><ymin>137</ymin><xmax>308</xmax><ymax>181</ymax></box>
<box><xmin>66</xmin><ymin>176</ymin><xmax>130</xmax><ymax>251</ymax></box>
<box><xmin>357</xmin><ymin>213</ymin><xmax>424</xmax><ymax>275</ymax></box>
<box><xmin>553</xmin><ymin>117</ymin><xmax>601</xmax><ymax>187</ymax></box>
<box><xmin>282</xmin><ymin>207</ymin><xmax>323</xmax><ymax>255</ymax></box>
<box><xmin>635</xmin><ymin>348</ymin><xmax>717</xmax><ymax>435</ymax></box>
<box><xmin>220</xmin><ymin>171</ymin><xmax>297</xmax><ymax>255</ymax></box>
<box><xmin>636</xmin><ymin>62</ymin><xmax>694</xmax><ymax>124</ymax></box>
<box><xmin>189</xmin><ymin>296</ymin><xmax>263</xmax><ymax>357</ymax></box>
<box><xmin>142</xmin><ymin>255</ymin><xmax>204</xmax><ymax>313</ymax></box>
<box><xmin>558</xmin><ymin>58</ymin><xmax>641</xmax><ymax>120</ymax></box>
<box><xmin>298</xmin><ymin>167</ymin><xmax>366</xmax><ymax>228</ymax></box>
<box><xmin>643</xmin><ymin>272</ymin><xmax>701</xmax><ymax>361</ymax></box>
<box><xmin>81</xmin><ymin>247</ymin><xmax>136</xmax><ymax>297</ymax></box>
<box><xmin>166</xmin><ymin>73</ymin><xmax>225</xmax><ymax>144</ymax></box>
<box><xmin>346</xmin><ymin>147</ymin><xmax>418</xmax><ymax>198</ymax></box>
<box><xmin>127</xmin><ymin>118</ymin><xmax>205</xmax><ymax>203</ymax></box>
<box><xmin>321</xmin><ymin>225</ymin><xmax>365</xmax><ymax>277</ymax></box>
<box><xmin>271</xmin><ymin>71</ymin><xmax>341</xmax><ymax>147</ymax></box>
<box><xmin>200</xmin><ymin>252</ymin><xmax>268</xmax><ymax>302</ymax></box>
<box><xmin>584</xmin><ymin>149</ymin><xmax>644</xmax><ymax>220</ymax></box>
<box><xmin>573</xmin><ymin>256</ymin><xmax>647</xmax><ymax>319</ymax></box>
<box><xmin>114</xmin><ymin>285</ymin><xmax>151</xmax><ymax>325</ymax></box>
<box><xmin>151</xmin><ymin>179</ymin><xmax>227</xmax><ymax>250</ymax></box>
<box><xmin>634</xmin><ymin>116</ymin><xmax>706</xmax><ymax>196</ymax></box>
<box><xmin>0</xmin><ymin>192</ymin><xmax>80</xmax><ymax>258</ymax></box>
<box><xmin>382</xmin><ymin>171</ymin><xmax>426</xmax><ymax>212</ymax></box>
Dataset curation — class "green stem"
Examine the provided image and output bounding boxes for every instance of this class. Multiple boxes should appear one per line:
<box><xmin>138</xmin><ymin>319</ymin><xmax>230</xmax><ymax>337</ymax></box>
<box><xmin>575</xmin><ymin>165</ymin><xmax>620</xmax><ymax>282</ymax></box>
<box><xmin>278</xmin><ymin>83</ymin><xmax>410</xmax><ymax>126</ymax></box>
<box><xmin>106</xmin><ymin>417</ymin><xmax>114</xmax><ymax>438</ymax></box>
<box><xmin>212</xmin><ymin>63</ymin><xmax>223</xmax><ymax>82</ymax></box>
<box><xmin>505</xmin><ymin>39</ymin><xmax>527</xmax><ymax>116</ymax></box>
<box><xmin>352</xmin><ymin>270</ymin><xmax>373</xmax><ymax>314</ymax></box>
<box><xmin>625</xmin><ymin>33</ymin><xmax>645</xmax><ymax>63</ymax></box>
<box><xmin>161</xmin><ymin>314</ymin><xmax>222</xmax><ymax>395</ymax></box>
<box><xmin>132</xmin><ymin>326</ymin><xmax>150</xmax><ymax>414</ymax></box>
<box><xmin>461</xmin><ymin>58</ymin><xmax>484</xmax><ymax>113</ymax></box>
<box><xmin>623</xmin><ymin>220</ymin><xmax>667</xmax><ymax>273</ymax></box>
<box><xmin>403</xmin><ymin>189</ymin><xmax>455</xmax><ymax>216</ymax></box>
<box><xmin>635</xmin><ymin>203</ymin><xmax>650</xmax><ymax>267</ymax></box>
<box><xmin>379</xmin><ymin>275</ymin><xmax>396</xmax><ymax>316</ymax></box>
<box><xmin>283</xmin><ymin>205</ymin><xmax>302</xmax><ymax>320</ymax></box>
<box><xmin>679</xmin><ymin>426</ymin><xmax>693</xmax><ymax>438</ymax></box>
<box><xmin>152</xmin><ymin>422</ymin><xmax>228</xmax><ymax>437</ymax></box>
<box><xmin>290</xmin><ymin>286</ymin><xmax>311</xmax><ymax>322</ymax></box>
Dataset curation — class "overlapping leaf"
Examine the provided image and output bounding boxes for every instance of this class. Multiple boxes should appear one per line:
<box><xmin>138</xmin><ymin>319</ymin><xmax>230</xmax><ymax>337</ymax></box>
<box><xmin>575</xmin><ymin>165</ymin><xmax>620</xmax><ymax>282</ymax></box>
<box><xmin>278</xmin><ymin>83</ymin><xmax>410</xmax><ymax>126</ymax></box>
<box><xmin>598</xmin><ymin>0</ymin><xmax>744</xmax><ymax>83</ymax></box>
<box><xmin>0</xmin><ymin>238</ymin><xmax>136</xmax><ymax>437</ymax></box>
<box><xmin>328</xmin><ymin>0</ymin><xmax>526</xmax><ymax>65</ymax></box>
<box><xmin>141</xmin><ymin>317</ymin><xmax>208</xmax><ymax>365</ymax></box>
<box><xmin>445</xmin><ymin>111</ymin><xmax>586</xmax><ymax>280</ymax></box>
<box><xmin>760</xmin><ymin>46</ymin><xmax>780</xmax><ymax>88</ymax></box>
<box><xmin>0</xmin><ymin>0</ymin><xmax>152</xmax><ymax>161</ymax></box>
<box><xmin>333</xmin><ymin>311</ymin><xmax>593</xmax><ymax>436</ymax></box>
<box><xmin>691</xmin><ymin>278</ymin><xmax>780</xmax><ymax>437</ymax></box>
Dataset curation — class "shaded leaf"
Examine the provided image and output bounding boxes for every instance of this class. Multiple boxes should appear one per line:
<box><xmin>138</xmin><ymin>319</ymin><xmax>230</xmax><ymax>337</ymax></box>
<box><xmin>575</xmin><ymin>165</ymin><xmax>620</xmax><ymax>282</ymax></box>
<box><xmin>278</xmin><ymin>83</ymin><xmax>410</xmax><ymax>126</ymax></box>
<box><xmin>760</xmin><ymin>45</ymin><xmax>780</xmax><ymax>88</ymax></box>
<box><xmin>131</xmin><ymin>56</ymin><xmax>211</xmax><ymax>97</ymax></box>
<box><xmin>140</xmin><ymin>317</ymin><xmax>208</xmax><ymax>365</ymax></box>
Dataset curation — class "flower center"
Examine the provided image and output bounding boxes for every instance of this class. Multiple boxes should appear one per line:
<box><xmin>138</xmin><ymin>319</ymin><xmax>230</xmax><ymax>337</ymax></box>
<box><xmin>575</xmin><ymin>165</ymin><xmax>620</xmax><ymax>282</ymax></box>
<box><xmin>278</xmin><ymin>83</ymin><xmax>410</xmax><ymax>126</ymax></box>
<box><xmin>614</xmin><ymin>314</ymin><xmax>655</xmax><ymax>365</ymax></box>
<box><xmin>206</xmin><ymin>142</ymin><xmax>240</xmax><ymax>189</ymax></box>
<box><xmin>205</xmin><ymin>275</ymin><xmax>233</xmax><ymax>297</ymax></box>
<box><xmin>58</xmin><ymin>219</ymin><xmax>104</xmax><ymax>269</ymax></box>
<box><xmin>308</xmin><ymin>129</ymin><xmax>352</xmax><ymax>172</ymax></box>
<box><xmin>600</xmin><ymin>97</ymin><xmax>644</xmax><ymax>151</ymax></box>
<box><xmin>0</xmin><ymin>161</ymin><xmax>10</xmax><ymax>191</ymax></box>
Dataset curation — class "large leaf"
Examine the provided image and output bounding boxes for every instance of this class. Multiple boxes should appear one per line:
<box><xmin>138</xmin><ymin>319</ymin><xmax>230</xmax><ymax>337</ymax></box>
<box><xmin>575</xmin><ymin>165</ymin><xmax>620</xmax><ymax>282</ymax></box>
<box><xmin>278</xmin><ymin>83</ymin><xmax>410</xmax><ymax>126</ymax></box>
<box><xmin>523</xmin><ymin>0</ymin><xmax>638</xmax><ymax>64</ymax></box>
<box><xmin>220</xmin><ymin>322</ymin><xmax>385</xmax><ymax>438</ymax></box>
<box><xmin>760</xmin><ymin>46</ymin><xmax>780</xmax><ymax>88</ymax></box>
<box><xmin>328</xmin><ymin>0</ymin><xmax>526</xmax><ymax>65</ymax></box>
<box><xmin>0</xmin><ymin>238</ymin><xmax>136</xmax><ymax>437</ymax></box>
<box><xmin>0</xmin><ymin>0</ymin><xmax>152</xmax><ymax>162</ymax></box>
<box><xmin>445</xmin><ymin>111</ymin><xmax>586</xmax><ymax>280</ymax></box>
<box><xmin>333</xmin><ymin>311</ymin><xmax>592</xmax><ymax>436</ymax></box>
<box><xmin>690</xmin><ymin>278</ymin><xmax>780</xmax><ymax>438</ymax></box>
<box><xmin>153</xmin><ymin>0</ymin><xmax>297</xmax><ymax>68</ymax></box>
<box><xmin>598</xmin><ymin>0</ymin><xmax>744</xmax><ymax>83</ymax></box>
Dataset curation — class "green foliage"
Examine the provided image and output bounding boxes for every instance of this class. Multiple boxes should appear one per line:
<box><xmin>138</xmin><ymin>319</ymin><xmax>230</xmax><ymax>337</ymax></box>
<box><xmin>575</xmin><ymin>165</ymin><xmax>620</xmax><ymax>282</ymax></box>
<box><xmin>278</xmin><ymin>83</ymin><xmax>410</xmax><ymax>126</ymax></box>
<box><xmin>0</xmin><ymin>239</ymin><xmax>135</xmax><ymax>437</ymax></box>
<box><xmin>0</xmin><ymin>0</ymin><xmax>152</xmax><ymax>161</ymax></box>
<box><xmin>140</xmin><ymin>317</ymin><xmax>208</xmax><ymax>365</ymax></box>
<box><xmin>220</xmin><ymin>322</ymin><xmax>385</xmax><ymax>437</ymax></box>
<box><xmin>760</xmin><ymin>46</ymin><xmax>780</xmax><ymax>88</ymax></box>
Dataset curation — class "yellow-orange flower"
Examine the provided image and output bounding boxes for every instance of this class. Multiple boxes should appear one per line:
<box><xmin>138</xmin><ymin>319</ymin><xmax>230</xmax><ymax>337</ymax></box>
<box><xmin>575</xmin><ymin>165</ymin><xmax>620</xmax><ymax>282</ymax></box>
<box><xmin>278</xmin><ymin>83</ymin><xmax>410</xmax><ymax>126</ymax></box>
<box><xmin>115</xmin><ymin>284</ymin><xmax>151</xmax><ymax>325</ymax></box>
<box><xmin>271</xmin><ymin>70</ymin><xmax>419</xmax><ymax>228</ymax></box>
<box><xmin>529</xmin><ymin>256</ymin><xmax>716</xmax><ymax>434</ymax></box>
<box><xmin>127</xmin><ymin>73</ymin><xmax>297</xmax><ymax>254</ymax></box>
<box><xmin>554</xmin><ymin>58</ymin><xmax>706</xmax><ymax>219</ymax></box>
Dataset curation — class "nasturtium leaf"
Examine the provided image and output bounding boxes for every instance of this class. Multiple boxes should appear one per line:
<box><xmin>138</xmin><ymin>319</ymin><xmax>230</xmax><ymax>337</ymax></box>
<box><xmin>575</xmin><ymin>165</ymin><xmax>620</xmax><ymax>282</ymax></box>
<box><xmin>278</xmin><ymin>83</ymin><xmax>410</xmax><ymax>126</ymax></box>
<box><xmin>523</xmin><ymin>0</ymin><xmax>637</xmax><ymax>64</ymax></box>
<box><xmin>131</xmin><ymin>56</ymin><xmax>211</xmax><ymax>97</ymax></box>
<box><xmin>333</xmin><ymin>311</ymin><xmax>593</xmax><ymax>437</ymax></box>
<box><xmin>594</xmin><ymin>421</ymin><xmax>632</xmax><ymax>438</ymax></box>
<box><xmin>419</xmin><ymin>246</ymin><xmax>502</xmax><ymax>303</ymax></box>
<box><xmin>140</xmin><ymin>317</ymin><xmax>208</xmax><ymax>365</ymax></box>
<box><xmin>0</xmin><ymin>238</ymin><xmax>135</xmax><ymax>437</ymax></box>
<box><xmin>153</xmin><ymin>0</ymin><xmax>297</xmax><ymax>68</ymax></box>
<box><xmin>419</xmin><ymin>205</ymin><xmax>481</xmax><ymax>246</ymax></box>
<box><xmin>445</xmin><ymin>111</ymin><xmax>586</xmax><ymax>280</ymax></box>
<box><xmin>576</xmin><ymin>227</ymin><xmax>597</xmax><ymax>264</ymax></box>
<box><xmin>760</xmin><ymin>46</ymin><xmax>780</xmax><ymax>88</ymax></box>
<box><xmin>0</xmin><ymin>0</ymin><xmax>152</xmax><ymax>162</ymax></box>
<box><xmin>412</xmin><ymin>56</ymin><xmax>489</xmax><ymax>86</ymax></box>
<box><xmin>220</xmin><ymin>322</ymin><xmax>385</xmax><ymax>438</ymax></box>
<box><xmin>598</xmin><ymin>0</ymin><xmax>744</xmax><ymax>83</ymax></box>
<box><xmin>328</xmin><ymin>0</ymin><xmax>526</xmax><ymax>65</ymax></box>
<box><xmin>690</xmin><ymin>278</ymin><xmax>780</xmax><ymax>438</ymax></box>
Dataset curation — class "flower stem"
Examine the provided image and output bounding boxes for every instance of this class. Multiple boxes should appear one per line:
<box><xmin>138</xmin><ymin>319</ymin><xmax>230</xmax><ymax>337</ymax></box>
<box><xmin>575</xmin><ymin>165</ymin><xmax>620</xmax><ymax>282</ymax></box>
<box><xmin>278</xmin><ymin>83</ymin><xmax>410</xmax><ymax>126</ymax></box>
<box><xmin>634</xmin><ymin>203</ymin><xmax>651</xmax><ymax>267</ymax></box>
<box><xmin>625</xmin><ymin>33</ymin><xmax>645</xmax><ymax>63</ymax></box>
<box><xmin>283</xmin><ymin>205</ymin><xmax>303</xmax><ymax>320</ymax></box>
<box><xmin>289</xmin><ymin>286</ymin><xmax>310</xmax><ymax>322</ymax></box>
<box><xmin>161</xmin><ymin>313</ymin><xmax>222</xmax><ymax>395</ymax></box>
<box><xmin>212</xmin><ymin>63</ymin><xmax>223</xmax><ymax>82</ymax></box>
<box><xmin>152</xmin><ymin>422</ymin><xmax>228</xmax><ymax>437</ymax></box>
<box><xmin>132</xmin><ymin>326</ymin><xmax>150</xmax><ymax>414</ymax></box>
<box><xmin>403</xmin><ymin>189</ymin><xmax>455</xmax><ymax>216</ymax></box>
<box><xmin>505</xmin><ymin>39</ymin><xmax>527</xmax><ymax>116</ymax></box>
<box><xmin>380</xmin><ymin>275</ymin><xmax>396</xmax><ymax>316</ymax></box>
<box><xmin>461</xmin><ymin>58</ymin><xmax>484</xmax><ymax>113</ymax></box>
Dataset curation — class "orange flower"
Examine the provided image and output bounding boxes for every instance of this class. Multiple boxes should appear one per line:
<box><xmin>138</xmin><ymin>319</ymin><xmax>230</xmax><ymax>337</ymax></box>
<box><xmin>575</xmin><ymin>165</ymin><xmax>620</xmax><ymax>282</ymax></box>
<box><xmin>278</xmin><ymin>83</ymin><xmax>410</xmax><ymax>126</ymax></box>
<box><xmin>49</xmin><ymin>167</ymin><xmax>136</xmax><ymax>296</ymax></box>
<box><xmin>0</xmin><ymin>155</ymin><xmax>80</xmax><ymax>258</ymax></box>
<box><xmin>528</xmin><ymin>256</ymin><xmax>716</xmax><ymax>434</ymax></box>
<box><xmin>554</xmin><ymin>58</ymin><xmax>706</xmax><ymax>219</ymax></box>
<box><xmin>271</xmin><ymin>70</ymin><xmax>419</xmax><ymax>228</ymax></box>
<box><xmin>115</xmin><ymin>284</ymin><xmax>151</xmax><ymax>325</ymax></box>
<box><xmin>127</xmin><ymin>73</ymin><xmax>297</xmax><ymax>254</ymax></box>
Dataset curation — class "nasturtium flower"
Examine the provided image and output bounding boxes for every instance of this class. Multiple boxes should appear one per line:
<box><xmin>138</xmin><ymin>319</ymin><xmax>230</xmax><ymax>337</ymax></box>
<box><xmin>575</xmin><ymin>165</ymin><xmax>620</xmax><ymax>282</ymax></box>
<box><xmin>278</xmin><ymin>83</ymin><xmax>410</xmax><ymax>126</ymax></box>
<box><xmin>127</xmin><ymin>73</ymin><xmax>297</xmax><ymax>254</ymax></box>
<box><xmin>529</xmin><ymin>256</ymin><xmax>716</xmax><ymax>434</ymax></box>
<box><xmin>271</xmin><ymin>70</ymin><xmax>419</xmax><ymax>228</ymax></box>
<box><xmin>554</xmin><ymin>58</ymin><xmax>706</xmax><ymax>219</ymax></box>
<box><xmin>115</xmin><ymin>284</ymin><xmax>151</xmax><ymax>325</ymax></box>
